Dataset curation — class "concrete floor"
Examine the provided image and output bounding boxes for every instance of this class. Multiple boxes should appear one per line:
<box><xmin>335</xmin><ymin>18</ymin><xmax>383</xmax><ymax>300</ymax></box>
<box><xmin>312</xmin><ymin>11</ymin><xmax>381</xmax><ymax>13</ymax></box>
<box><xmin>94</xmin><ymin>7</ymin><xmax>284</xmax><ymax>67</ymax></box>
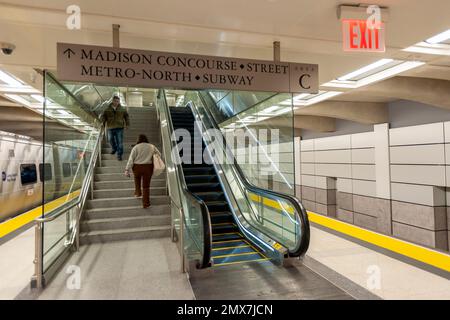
<box><xmin>0</xmin><ymin>227</ymin><xmax>35</xmax><ymax>300</ymax></box>
<box><xmin>34</xmin><ymin>238</ymin><xmax>195</xmax><ymax>300</ymax></box>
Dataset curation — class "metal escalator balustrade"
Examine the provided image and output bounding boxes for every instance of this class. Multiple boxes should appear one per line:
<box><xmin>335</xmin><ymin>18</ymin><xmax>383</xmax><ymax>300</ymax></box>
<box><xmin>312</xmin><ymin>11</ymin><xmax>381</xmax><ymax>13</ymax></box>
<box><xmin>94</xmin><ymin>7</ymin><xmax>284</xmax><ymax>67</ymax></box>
<box><xmin>156</xmin><ymin>90</ymin><xmax>212</xmax><ymax>270</ymax></box>
<box><xmin>185</xmin><ymin>90</ymin><xmax>310</xmax><ymax>259</ymax></box>
<box><xmin>169</xmin><ymin>107</ymin><xmax>268</xmax><ymax>267</ymax></box>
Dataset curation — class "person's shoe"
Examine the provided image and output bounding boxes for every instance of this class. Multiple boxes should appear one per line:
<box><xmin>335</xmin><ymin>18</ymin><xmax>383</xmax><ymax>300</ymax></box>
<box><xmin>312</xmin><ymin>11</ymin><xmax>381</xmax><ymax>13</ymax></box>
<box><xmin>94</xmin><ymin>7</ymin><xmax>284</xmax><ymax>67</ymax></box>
<box><xmin>143</xmin><ymin>204</ymin><xmax>151</xmax><ymax>209</ymax></box>
<box><xmin>110</xmin><ymin>150</ymin><xmax>116</xmax><ymax>155</ymax></box>
<box><xmin>134</xmin><ymin>194</ymin><xmax>142</xmax><ymax>198</ymax></box>
<box><xmin>117</xmin><ymin>155</ymin><xmax>122</xmax><ymax>161</ymax></box>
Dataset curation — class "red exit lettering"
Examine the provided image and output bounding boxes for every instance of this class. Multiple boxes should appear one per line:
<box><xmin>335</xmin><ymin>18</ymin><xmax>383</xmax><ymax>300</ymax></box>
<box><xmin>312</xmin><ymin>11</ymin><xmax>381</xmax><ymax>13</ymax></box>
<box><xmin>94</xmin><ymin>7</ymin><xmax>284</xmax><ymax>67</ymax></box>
<box><xmin>343</xmin><ymin>19</ymin><xmax>385</xmax><ymax>52</ymax></box>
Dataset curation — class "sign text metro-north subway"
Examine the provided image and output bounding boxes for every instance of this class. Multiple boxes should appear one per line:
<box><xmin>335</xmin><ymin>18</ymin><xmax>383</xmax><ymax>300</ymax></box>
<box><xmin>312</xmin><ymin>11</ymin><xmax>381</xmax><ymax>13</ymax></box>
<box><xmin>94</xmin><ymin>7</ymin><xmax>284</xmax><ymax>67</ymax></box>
<box><xmin>57</xmin><ymin>43</ymin><xmax>319</xmax><ymax>93</ymax></box>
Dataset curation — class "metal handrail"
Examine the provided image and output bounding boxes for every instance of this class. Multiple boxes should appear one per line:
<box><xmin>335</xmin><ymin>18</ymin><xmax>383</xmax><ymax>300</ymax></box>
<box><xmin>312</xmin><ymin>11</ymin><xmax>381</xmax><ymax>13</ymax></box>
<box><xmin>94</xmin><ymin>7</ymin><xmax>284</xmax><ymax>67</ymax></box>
<box><xmin>157</xmin><ymin>89</ymin><xmax>212</xmax><ymax>269</ymax></box>
<box><xmin>194</xmin><ymin>92</ymin><xmax>310</xmax><ymax>257</ymax></box>
<box><xmin>35</xmin><ymin>126</ymin><xmax>104</xmax><ymax>224</ymax></box>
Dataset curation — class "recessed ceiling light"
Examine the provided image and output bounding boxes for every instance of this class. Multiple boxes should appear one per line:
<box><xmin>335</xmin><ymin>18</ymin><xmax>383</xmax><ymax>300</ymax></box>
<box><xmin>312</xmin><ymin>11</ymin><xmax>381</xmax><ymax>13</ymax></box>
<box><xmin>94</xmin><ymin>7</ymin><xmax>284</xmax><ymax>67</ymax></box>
<box><xmin>425</xmin><ymin>29</ymin><xmax>450</xmax><ymax>44</ymax></box>
<box><xmin>0</xmin><ymin>70</ymin><xmax>23</xmax><ymax>87</ymax></box>
<box><xmin>338</xmin><ymin>59</ymin><xmax>394</xmax><ymax>81</ymax></box>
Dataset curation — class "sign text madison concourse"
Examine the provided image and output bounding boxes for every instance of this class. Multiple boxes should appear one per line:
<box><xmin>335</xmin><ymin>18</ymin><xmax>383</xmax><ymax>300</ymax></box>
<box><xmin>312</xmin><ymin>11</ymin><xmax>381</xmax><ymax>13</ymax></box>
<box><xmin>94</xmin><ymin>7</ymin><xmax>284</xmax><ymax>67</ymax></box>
<box><xmin>57</xmin><ymin>43</ymin><xmax>319</xmax><ymax>94</ymax></box>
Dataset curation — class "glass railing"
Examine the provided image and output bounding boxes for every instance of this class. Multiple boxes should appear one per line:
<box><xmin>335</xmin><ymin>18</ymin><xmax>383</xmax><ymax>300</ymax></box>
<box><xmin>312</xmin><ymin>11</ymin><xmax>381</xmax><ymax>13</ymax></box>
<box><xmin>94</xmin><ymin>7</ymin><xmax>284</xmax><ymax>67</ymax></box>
<box><xmin>185</xmin><ymin>91</ymin><xmax>309</xmax><ymax>257</ymax></box>
<box><xmin>156</xmin><ymin>89</ymin><xmax>212</xmax><ymax>269</ymax></box>
<box><xmin>203</xmin><ymin>90</ymin><xmax>278</xmax><ymax>124</ymax></box>
<box><xmin>33</xmin><ymin>71</ymin><xmax>105</xmax><ymax>287</ymax></box>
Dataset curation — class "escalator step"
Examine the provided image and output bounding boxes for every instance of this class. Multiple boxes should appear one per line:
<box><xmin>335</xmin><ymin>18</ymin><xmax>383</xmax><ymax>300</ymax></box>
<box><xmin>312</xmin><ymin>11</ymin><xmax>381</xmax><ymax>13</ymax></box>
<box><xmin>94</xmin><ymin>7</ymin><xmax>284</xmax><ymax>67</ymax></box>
<box><xmin>211</xmin><ymin>222</ymin><xmax>237</xmax><ymax>233</ymax></box>
<box><xmin>212</xmin><ymin>245</ymin><xmax>255</xmax><ymax>257</ymax></box>
<box><xmin>212</xmin><ymin>232</ymin><xmax>242</xmax><ymax>242</ymax></box>
<box><xmin>212</xmin><ymin>239</ymin><xmax>248</xmax><ymax>249</ymax></box>
<box><xmin>213</xmin><ymin>252</ymin><xmax>268</xmax><ymax>266</ymax></box>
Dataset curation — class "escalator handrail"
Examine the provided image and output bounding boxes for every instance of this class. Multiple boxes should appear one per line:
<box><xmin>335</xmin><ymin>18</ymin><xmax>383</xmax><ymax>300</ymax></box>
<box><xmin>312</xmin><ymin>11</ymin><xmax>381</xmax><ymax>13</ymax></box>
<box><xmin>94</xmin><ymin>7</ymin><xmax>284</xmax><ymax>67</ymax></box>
<box><xmin>194</xmin><ymin>92</ymin><xmax>310</xmax><ymax>257</ymax></box>
<box><xmin>158</xmin><ymin>89</ymin><xmax>212</xmax><ymax>268</ymax></box>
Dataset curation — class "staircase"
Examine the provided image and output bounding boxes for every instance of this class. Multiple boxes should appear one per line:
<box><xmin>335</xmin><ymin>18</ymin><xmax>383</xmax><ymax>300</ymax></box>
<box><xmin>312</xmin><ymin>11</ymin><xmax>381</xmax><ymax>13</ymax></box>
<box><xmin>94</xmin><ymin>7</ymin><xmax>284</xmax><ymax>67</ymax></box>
<box><xmin>80</xmin><ymin>107</ymin><xmax>171</xmax><ymax>244</ymax></box>
<box><xmin>170</xmin><ymin>107</ymin><xmax>267</xmax><ymax>267</ymax></box>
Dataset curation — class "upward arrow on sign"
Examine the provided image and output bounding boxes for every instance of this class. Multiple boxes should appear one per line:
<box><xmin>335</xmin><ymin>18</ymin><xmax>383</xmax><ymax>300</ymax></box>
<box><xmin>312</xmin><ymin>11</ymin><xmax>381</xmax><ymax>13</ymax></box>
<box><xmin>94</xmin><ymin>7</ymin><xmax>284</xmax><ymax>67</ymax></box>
<box><xmin>63</xmin><ymin>48</ymin><xmax>76</xmax><ymax>58</ymax></box>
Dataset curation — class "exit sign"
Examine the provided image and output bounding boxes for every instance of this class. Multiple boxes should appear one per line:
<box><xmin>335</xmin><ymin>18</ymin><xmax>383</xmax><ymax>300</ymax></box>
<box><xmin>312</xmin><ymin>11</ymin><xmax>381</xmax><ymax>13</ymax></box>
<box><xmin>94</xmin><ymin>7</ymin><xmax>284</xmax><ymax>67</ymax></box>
<box><xmin>342</xmin><ymin>19</ymin><xmax>385</xmax><ymax>52</ymax></box>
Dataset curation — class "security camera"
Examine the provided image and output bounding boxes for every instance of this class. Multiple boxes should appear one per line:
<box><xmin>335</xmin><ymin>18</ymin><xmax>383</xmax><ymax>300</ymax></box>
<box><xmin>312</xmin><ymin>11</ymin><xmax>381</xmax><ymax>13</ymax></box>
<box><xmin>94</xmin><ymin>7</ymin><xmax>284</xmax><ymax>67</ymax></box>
<box><xmin>1</xmin><ymin>42</ymin><xmax>16</xmax><ymax>55</ymax></box>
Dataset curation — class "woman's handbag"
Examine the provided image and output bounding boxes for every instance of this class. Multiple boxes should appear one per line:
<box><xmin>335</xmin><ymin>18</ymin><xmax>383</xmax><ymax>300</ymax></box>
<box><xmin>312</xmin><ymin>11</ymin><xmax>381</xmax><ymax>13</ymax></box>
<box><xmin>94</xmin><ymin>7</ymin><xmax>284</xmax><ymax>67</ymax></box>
<box><xmin>153</xmin><ymin>153</ymin><xmax>166</xmax><ymax>177</ymax></box>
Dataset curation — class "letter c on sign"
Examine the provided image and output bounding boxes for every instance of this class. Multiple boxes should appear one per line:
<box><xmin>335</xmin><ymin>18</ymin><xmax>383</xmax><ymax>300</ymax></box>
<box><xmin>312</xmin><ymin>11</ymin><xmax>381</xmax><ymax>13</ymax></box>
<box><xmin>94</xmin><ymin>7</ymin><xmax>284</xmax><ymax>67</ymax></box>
<box><xmin>299</xmin><ymin>74</ymin><xmax>311</xmax><ymax>89</ymax></box>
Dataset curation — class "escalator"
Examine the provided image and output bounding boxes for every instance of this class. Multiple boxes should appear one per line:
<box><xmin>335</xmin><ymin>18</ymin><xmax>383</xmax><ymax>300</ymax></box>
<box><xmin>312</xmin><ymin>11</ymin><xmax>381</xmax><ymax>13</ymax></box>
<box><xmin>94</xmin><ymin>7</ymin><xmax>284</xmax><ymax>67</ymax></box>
<box><xmin>157</xmin><ymin>89</ymin><xmax>310</xmax><ymax>270</ymax></box>
<box><xmin>170</xmin><ymin>107</ymin><xmax>268</xmax><ymax>266</ymax></box>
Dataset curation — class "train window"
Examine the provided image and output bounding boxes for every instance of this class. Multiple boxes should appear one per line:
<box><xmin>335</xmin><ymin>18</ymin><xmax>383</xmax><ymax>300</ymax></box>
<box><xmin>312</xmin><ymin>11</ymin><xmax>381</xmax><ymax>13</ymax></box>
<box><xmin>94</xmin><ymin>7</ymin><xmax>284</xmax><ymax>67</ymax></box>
<box><xmin>62</xmin><ymin>163</ymin><xmax>71</xmax><ymax>177</ymax></box>
<box><xmin>39</xmin><ymin>163</ymin><xmax>52</xmax><ymax>181</ymax></box>
<box><xmin>20</xmin><ymin>164</ymin><xmax>37</xmax><ymax>185</ymax></box>
<box><xmin>71</xmin><ymin>163</ymin><xmax>78</xmax><ymax>176</ymax></box>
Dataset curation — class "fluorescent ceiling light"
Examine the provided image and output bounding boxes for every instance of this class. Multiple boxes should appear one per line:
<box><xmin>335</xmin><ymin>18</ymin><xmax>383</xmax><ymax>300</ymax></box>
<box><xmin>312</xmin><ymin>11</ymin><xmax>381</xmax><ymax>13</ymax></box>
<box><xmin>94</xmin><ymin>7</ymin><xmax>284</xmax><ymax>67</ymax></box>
<box><xmin>403</xmin><ymin>44</ymin><xmax>450</xmax><ymax>56</ymax></box>
<box><xmin>425</xmin><ymin>29</ymin><xmax>450</xmax><ymax>44</ymax></box>
<box><xmin>31</xmin><ymin>94</ymin><xmax>44</xmax><ymax>103</ymax></box>
<box><xmin>323</xmin><ymin>60</ymin><xmax>425</xmax><ymax>89</ymax></box>
<box><xmin>338</xmin><ymin>59</ymin><xmax>393</xmax><ymax>81</ymax></box>
<box><xmin>302</xmin><ymin>91</ymin><xmax>343</xmax><ymax>105</ymax></box>
<box><xmin>262</xmin><ymin>105</ymin><xmax>281</xmax><ymax>114</ymax></box>
<box><xmin>4</xmin><ymin>94</ymin><xmax>31</xmax><ymax>107</ymax></box>
<box><xmin>0</xmin><ymin>70</ymin><xmax>23</xmax><ymax>87</ymax></box>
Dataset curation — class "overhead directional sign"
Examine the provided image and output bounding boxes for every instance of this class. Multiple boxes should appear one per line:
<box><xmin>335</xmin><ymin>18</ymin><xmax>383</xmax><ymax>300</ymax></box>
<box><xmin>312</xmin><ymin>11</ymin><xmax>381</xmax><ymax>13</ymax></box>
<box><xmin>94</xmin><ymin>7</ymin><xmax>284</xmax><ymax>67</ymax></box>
<box><xmin>57</xmin><ymin>43</ymin><xmax>318</xmax><ymax>94</ymax></box>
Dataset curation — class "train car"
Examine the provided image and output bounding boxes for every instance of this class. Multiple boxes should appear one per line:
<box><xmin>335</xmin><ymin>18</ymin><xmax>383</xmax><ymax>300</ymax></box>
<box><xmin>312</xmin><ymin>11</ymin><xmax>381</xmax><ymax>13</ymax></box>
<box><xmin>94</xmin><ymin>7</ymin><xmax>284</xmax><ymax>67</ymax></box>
<box><xmin>0</xmin><ymin>132</ymin><xmax>91</xmax><ymax>223</ymax></box>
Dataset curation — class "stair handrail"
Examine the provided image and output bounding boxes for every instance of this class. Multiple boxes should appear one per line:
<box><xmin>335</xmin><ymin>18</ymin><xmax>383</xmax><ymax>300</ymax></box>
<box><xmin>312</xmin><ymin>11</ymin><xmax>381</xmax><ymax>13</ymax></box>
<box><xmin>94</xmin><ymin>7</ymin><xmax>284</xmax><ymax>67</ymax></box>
<box><xmin>190</xmin><ymin>92</ymin><xmax>310</xmax><ymax>257</ymax></box>
<box><xmin>156</xmin><ymin>89</ymin><xmax>212</xmax><ymax>269</ymax></box>
<box><xmin>33</xmin><ymin>123</ymin><xmax>104</xmax><ymax>287</ymax></box>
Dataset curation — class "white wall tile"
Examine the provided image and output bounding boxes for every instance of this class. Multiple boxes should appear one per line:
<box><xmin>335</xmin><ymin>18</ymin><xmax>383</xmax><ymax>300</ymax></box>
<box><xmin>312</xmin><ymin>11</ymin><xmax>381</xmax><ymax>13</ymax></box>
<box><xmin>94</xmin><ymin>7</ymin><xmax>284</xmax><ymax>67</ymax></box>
<box><xmin>391</xmin><ymin>165</ymin><xmax>446</xmax><ymax>186</ymax></box>
<box><xmin>351</xmin><ymin>148</ymin><xmax>375</xmax><ymax>164</ymax></box>
<box><xmin>445</xmin><ymin>122</ymin><xmax>450</xmax><ymax>143</ymax></box>
<box><xmin>389</xmin><ymin>123</ymin><xmax>444</xmax><ymax>146</ymax></box>
<box><xmin>351</xmin><ymin>132</ymin><xmax>375</xmax><ymax>148</ymax></box>
<box><xmin>301</xmin><ymin>174</ymin><xmax>315</xmax><ymax>187</ymax></box>
<box><xmin>300</xmin><ymin>140</ymin><xmax>314</xmax><ymax>151</ymax></box>
<box><xmin>314</xmin><ymin>150</ymin><xmax>351</xmax><ymax>164</ymax></box>
<box><xmin>315</xmin><ymin>163</ymin><xmax>352</xmax><ymax>178</ymax></box>
<box><xmin>352</xmin><ymin>180</ymin><xmax>376</xmax><ymax>197</ymax></box>
<box><xmin>374</xmin><ymin>123</ymin><xmax>391</xmax><ymax>199</ymax></box>
<box><xmin>337</xmin><ymin>178</ymin><xmax>353</xmax><ymax>193</ymax></box>
<box><xmin>445</xmin><ymin>144</ymin><xmax>450</xmax><ymax>165</ymax></box>
<box><xmin>352</xmin><ymin>164</ymin><xmax>376</xmax><ymax>180</ymax></box>
<box><xmin>301</xmin><ymin>151</ymin><xmax>314</xmax><ymax>163</ymax></box>
<box><xmin>391</xmin><ymin>183</ymin><xmax>446</xmax><ymax>206</ymax></box>
<box><xmin>390</xmin><ymin>144</ymin><xmax>445</xmax><ymax>165</ymax></box>
<box><xmin>314</xmin><ymin>135</ymin><xmax>351</xmax><ymax>151</ymax></box>
<box><xmin>315</xmin><ymin>176</ymin><xmax>337</xmax><ymax>189</ymax></box>
<box><xmin>300</xmin><ymin>163</ymin><xmax>315</xmax><ymax>175</ymax></box>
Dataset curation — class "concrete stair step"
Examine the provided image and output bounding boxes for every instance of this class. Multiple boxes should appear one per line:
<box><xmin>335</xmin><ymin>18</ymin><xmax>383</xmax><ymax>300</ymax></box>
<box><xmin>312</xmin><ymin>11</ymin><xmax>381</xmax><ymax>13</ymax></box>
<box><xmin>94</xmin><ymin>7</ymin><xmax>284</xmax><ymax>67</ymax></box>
<box><xmin>93</xmin><ymin>187</ymin><xmax>167</xmax><ymax>198</ymax></box>
<box><xmin>94</xmin><ymin>173</ymin><xmax>166</xmax><ymax>182</ymax></box>
<box><xmin>101</xmin><ymin>153</ymin><xmax>130</xmax><ymax>160</ymax></box>
<box><xmin>85</xmin><ymin>204</ymin><xmax>169</xmax><ymax>220</ymax></box>
<box><xmin>86</xmin><ymin>196</ymin><xmax>169</xmax><ymax>209</ymax></box>
<box><xmin>96</xmin><ymin>166</ymin><xmax>127</xmax><ymax>174</ymax></box>
<box><xmin>80</xmin><ymin>214</ymin><xmax>171</xmax><ymax>232</ymax></box>
<box><xmin>79</xmin><ymin>225</ymin><xmax>171</xmax><ymax>245</ymax></box>
<box><xmin>94</xmin><ymin>179</ymin><xmax>166</xmax><ymax>189</ymax></box>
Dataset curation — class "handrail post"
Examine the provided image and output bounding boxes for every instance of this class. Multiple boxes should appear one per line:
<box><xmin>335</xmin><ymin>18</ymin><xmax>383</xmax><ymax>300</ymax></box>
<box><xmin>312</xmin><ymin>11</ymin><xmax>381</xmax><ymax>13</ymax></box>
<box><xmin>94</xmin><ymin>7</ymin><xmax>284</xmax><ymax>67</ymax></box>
<box><xmin>180</xmin><ymin>207</ymin><xmax>185</xmax><ymax>273</ymax></box>
<box><xmin>33</xmin><ymin>222</ymin><xmax>44</xmax><ymax>289</ymax></box>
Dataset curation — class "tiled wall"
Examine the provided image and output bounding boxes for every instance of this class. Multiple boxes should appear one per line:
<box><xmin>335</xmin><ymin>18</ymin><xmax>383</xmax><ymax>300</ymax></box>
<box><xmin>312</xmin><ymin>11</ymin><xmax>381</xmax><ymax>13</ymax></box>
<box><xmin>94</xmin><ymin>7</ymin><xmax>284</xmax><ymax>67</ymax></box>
<box><xmin>295</xmin><ymin>122</ymin><xmax>450</xmax><ymax>252</ymax></box>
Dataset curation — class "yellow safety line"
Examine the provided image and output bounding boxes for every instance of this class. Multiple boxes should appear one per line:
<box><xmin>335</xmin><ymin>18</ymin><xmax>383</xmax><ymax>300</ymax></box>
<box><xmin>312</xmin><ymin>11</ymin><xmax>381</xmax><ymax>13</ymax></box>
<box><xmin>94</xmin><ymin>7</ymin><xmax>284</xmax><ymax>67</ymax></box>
<box><xmin>246</xmin><ymin>191</ymin><xmax>450</xmax><ymax>272</ymax></box>
<box><xmin>212</xmin><ymin>239</ymin><xmax>247</xmax><ymax>244</ymax></box>
<box><xmin>214</xmin><ymin>257</ymin><xmax>269</xmax><ymax>267</ymax></box>
<box><xmin>0</xmin><ymin>190</ymin><xmax>81</xmax><ymax>238</ymax></box>
<box><xmin>213</xmin><ymin>251</ymin><xmax>262</xmax><ymax>259</ymax></box>
<box><xmin>242</xmin><ymin>239</ymin><xmax>268</xmax><ymax>259</ymax></box>
<box><xmin>212</xmin><ymin>244</ymin><xmax>250</xmax><ymax>251</ymax></box>
<box><xmin>308</xmin><ymin>211</ymin><xmax>450</xmax><ymax>273</ymax></box>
